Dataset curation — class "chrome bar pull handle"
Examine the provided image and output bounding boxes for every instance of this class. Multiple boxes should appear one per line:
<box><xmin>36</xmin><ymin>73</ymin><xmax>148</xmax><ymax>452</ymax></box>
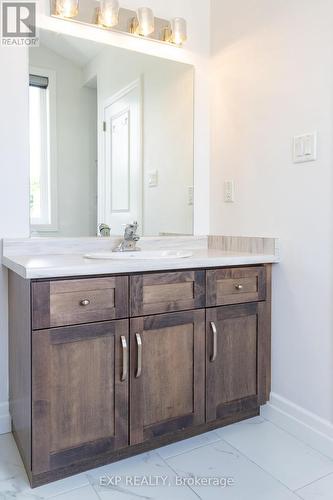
<box><xmin>120</xmin><ymin>336</ymin><xmax>128</xmax><ymax>382</ymax></box>
<box><xmin>135</xmin><ymin>333</ymin><xmax>142</xmax><ymax>378</ymax></box>
<box><xmin>210</xmin><ymin>321</ymin><xmax>217</xmax><ymax>362</ymax></box>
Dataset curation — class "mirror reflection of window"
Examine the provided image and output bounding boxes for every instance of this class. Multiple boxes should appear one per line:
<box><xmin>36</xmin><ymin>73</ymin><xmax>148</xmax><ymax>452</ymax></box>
<box><xmin>29</xmin><ymin>74</ymin><xmax>51</xmax><ymax>227</ymax></box>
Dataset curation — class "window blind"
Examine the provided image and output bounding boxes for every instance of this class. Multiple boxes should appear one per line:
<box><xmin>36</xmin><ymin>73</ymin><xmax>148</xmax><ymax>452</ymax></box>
<box><xmin>29</xmin><ymin>74</ymin><xmax>49</xmax><ymax>89</ymax></box>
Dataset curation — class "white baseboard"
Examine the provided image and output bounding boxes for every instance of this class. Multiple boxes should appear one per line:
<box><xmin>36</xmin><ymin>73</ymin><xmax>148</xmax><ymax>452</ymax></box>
<box><xmin>0</xmin><ymin>401</ymin><xmax>11</xmax><ymax>434</ymax></box>
<box><xmin>261</xmin><ymin>393</ymin><xmax>333</xmax><ymax>459</ymax></box>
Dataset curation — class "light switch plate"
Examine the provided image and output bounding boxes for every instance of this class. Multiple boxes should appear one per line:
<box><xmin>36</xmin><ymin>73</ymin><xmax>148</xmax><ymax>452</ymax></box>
<box><xmin>148</xmin><ymin>170</ymin><xmax>158</xmax><ymax>187</ymax></box>
<box><xmin>224</xmin><ymin>180</ymin><xmax>235</xmax><ymax>203</ymax></box>
<box><xmin>293</xmin><ymin>133</ymin><xmax>317</xmax><ymax>163</ymax></box>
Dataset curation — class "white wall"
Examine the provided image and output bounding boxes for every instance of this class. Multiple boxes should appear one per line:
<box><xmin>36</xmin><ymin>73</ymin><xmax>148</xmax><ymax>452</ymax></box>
<box><xmin>84</xmin><ymin>46</ymin><xmax>193</xmax><ymax>236</ymax></box>
<box><xmin>30</xmin><ymin>44</ymin><xmax>98</xmax><ymax>237</ymax></box>
<box><xmin>0</xmin><ymin>46</ymin><xmax>30</xmax><ymax>432</ymax></box>
<box><xmin>211</xmin><ymin>0</ymin><xmax>333</xmax><ymax>423</ymax></box>
<box><xmin>0</xmin><ymin>0</ymin><xmax>211</xmax><ymax>432</ymax></box>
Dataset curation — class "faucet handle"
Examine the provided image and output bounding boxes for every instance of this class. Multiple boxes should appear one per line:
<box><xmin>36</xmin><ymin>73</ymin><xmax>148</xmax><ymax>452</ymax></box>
<box><xmin>124</xmin><ymin>221</ymin><xmax>140</xmax><ymax>241</ymax></box>
<box><xmin>124</xmin><ymin>221</ymin><xmax>138</xmax><ymax>229</ymax></box>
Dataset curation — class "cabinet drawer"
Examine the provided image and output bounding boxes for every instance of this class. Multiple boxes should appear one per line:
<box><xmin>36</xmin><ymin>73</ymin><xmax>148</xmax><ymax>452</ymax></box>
<box><xmin>32</xmin><ymin>277</ymin><xmax>128</xmax><ymax>329</ymax></box>
<box><xmin>206</xmin><ymin>267</ymin><xmax>266</xmax><ymax>306</ymax></box>
<box><xmin>130</xmin><ymin>271</ymin><xmax>205</xmax><ymax>317</ymax></box>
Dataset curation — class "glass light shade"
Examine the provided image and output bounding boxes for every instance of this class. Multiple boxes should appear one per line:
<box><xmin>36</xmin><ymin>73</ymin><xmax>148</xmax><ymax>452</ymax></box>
<box><xmin>137</xmin><ymin>7</ymin><xmax>154</xmax><ymax>36</ymax></box>
<box><xmin>55</xmin><ymin>0</ymin><xmax>79</xmax><ymax>18</ymax></box>
<box><xmin>98</xmin><ymin>0</ymin><xmax>119</xmax><ymax>28</ymax></box>
<box><xmin>171</xmin><ymin>17</ymin><xmax>187</xmax><ymax>45</ymax></box>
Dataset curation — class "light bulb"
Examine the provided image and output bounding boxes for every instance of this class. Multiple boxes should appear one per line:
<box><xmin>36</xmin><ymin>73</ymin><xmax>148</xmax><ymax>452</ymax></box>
<box><xmin>98</xmin><ymin>0</ymin><xmax>119</xmax><ymax>28</ymax></box>
<box><xmin>55</xmin><ymin>0</ymin><xmax>79</xmax><ymax>18</ymax></box>
<box><xmin>137</xmin><ymin>7</ymin><xmax>154</xmax><ymax>36</ymax></box>
<box><xmin>171</xmin><ymin>17</ymin><xmax>187</xmax><ymax>45</ymax></box>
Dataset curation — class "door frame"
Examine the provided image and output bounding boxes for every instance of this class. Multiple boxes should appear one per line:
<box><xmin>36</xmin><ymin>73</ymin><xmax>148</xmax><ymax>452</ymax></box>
<box><xmin>99</xmin><ymin>78</ymin><xmax>143</xmax><ymax>234</ymax></box>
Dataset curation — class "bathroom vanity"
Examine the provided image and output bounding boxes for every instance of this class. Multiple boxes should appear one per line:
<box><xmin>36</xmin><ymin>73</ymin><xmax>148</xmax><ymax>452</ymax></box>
<box><xmin>8</xmin><ymin>20</ymin><xmax>279</xmax><ymax>488</ymax></box>
<box><xmin>4</xmin><ymin>236</ymin><xmax>278</xmax><ymax>487</ymax></box>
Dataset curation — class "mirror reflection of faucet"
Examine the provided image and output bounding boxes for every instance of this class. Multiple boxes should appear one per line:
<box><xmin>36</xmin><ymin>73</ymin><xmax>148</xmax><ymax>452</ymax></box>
<box><xmin>113</xmin><ymin>222</ymin><xmax>141</xmax><ymax>252</ymax></box>
<box><xmin>98</xmin><ymin>223</ymin><xmax>111</xmax><ymax>237</ymax></box>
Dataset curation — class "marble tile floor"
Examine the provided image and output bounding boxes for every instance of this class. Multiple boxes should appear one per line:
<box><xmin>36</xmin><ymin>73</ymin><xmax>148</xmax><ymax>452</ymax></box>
<box><xmin>1</xmin><ymin>417</ymin><xmax>333</xmax><ymax>500</ymax></box>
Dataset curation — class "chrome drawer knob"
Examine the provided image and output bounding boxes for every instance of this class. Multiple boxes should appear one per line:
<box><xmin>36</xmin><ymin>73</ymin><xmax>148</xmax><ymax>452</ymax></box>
<box><xmin>80</xmin><ymin>299</ymin><xmax>90</xmax><ymax>306</ymax></box>
<box><xmin>235</xmin><ymin>284</ymin><xmax>243</xmax><ymax>291</ymax></box>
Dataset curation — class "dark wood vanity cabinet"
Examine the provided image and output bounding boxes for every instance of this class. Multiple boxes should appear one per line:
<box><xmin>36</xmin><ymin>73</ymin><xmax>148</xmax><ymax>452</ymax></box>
<box><xmin>8</xmin><ymin>264</ymin><xmax>271</xmax><ymax>487</ymax></box>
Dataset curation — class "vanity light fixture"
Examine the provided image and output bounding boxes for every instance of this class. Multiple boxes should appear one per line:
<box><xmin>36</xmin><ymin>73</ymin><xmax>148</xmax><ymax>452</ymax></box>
<box><xmin>51</xmin><ymin>0</ymin><xmax>187</xmax><ymax>46</ymax></box>
<box><xmin>171</xmin><ymin>17</ymin><xmax>187</xmax><ymax>46</ymax></box>
<box><xmin>55</xmin><ymin>0</ymin><xmax>79</xmax><ymax>18</ymax></box>
<box><xmin>130</xmin><ymin>7</ymin><xmax>155</xmax><ymax>36</ymax></box>
<box><xmin>97</xmin><ymin>0</ymin><xmax>120</xmax><ymax>28</ymax></box>
<box><xmin>137</xmin><ymin>7</ymin><xmax>155</xmax><ymax>36</ymax></box>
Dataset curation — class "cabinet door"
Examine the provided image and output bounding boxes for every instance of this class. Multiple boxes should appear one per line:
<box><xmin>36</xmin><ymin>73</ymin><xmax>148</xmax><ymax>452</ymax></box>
<box><xmin>130</xmin><ymin>310</ymin><xmax>205</xmax><ymax>445</ymax></box>
<box><xmin>32</xmin><ymin>320</ymin><xmax>129</xmax><ymax>474</ymax></box>
<box><xmin>206</xmin><ymin>303</ymin><xmax>262</xmax><ymax>422</ymax></box>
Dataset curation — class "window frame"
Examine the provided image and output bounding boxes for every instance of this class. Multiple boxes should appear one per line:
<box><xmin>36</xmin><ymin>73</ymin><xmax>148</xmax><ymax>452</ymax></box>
<box><xmin>29</xmin><ymin>66</ymin><xmax>58</xmax><ymax>233</ymax></box>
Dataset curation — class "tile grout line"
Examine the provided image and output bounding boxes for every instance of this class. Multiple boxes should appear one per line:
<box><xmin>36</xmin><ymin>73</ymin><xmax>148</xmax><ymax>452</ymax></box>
<box><xmin>155</xmin><ymin>433</ymin><xmax>223</xmax><ymax>460</ymax></box>
<box><xmin>83</xmin><ymin>477</ymin><xmax>104</xmax><ymax>500</ymax></box>
<box><xmin>89</xmin><ymin>476</ymin><xmax>151</xmax><ymax>500</ymax></box>
<box><xmin>49</xmin><ymin>484</ymin><xmax>100</xmax><ymax>500</ymax></box>
<box><xmin>260</xmin><ymin>413</ymin><xmax>333</xmax><ymax>462</ymax></box>
<box><xmin>222</xmin><ymin>417</ymin><xmax>333</xmax><ymax>492</ymax></box>
<box><xmin>158</xmin><ymin>422</ymin><xmax>332</xmax><ymax>498</ymax></box>
<box><xmin>157</xmin><ymin>451</ymin><xmax>203</xmax><ymax>500</ymax></box>
<box><xmin>209</xmin><ymin>436</ymin><xmax>304</xmax><ymax>496</ymax></box>
<box><xmin>293</xmin><ymin>471</ymin><xmax>333</xmax><ymax>494</ymax></box>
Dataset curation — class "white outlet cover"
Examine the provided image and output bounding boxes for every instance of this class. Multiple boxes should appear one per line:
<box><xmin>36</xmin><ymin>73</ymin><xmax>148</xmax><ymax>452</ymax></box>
<box><xmin>293</xmin><ymin>133</ymin><xmax>317</xmax><ymax>163</ymax></box>
<box><xmin>224</xmin><ymin>180</ymin><xmax>235</xmax><ymax>203</ymax></box>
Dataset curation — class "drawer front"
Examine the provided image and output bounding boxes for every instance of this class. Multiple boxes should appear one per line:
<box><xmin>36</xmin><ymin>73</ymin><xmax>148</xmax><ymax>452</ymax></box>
<box><xmin>130</xmin><ymin>271</ymin><xmax>205</xmax><ymax>317</ymax></box>
<box><xmin>32</xmin><ymin>277</ymin><xmax>128</xmax><ymax>329</ymax></box>
<box><xmin>206</xmin><ymin>267</ymin><xmax>266</xmax><ymax>306</ymax></box>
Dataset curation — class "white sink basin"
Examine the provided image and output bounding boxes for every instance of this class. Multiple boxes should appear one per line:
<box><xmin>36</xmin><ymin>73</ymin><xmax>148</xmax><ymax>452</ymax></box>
<box><xmin>84</xmin><ymin>250</ymin><xmax>193</xmax><ymax>260</ymax></box>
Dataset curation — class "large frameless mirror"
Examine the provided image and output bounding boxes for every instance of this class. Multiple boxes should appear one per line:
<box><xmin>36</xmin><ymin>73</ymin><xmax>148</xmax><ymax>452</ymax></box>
<box><xmin>28</xmin><ymin>29</ymin><xmax>194</xmax><ymax>237</ymax></box>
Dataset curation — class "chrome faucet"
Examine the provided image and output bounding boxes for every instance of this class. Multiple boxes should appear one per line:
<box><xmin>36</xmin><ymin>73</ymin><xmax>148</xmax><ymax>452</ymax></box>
<box><xmin>113</xmin><ymin>221</ymin><xmax>141</xmax><ymax>252</ymax></box>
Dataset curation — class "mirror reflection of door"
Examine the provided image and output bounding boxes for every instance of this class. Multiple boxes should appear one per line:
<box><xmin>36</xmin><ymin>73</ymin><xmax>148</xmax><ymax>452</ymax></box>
<box><xmin>101</xmin><ymin>80</ymin><xmax>142</xmax><ymax>235</ymax></box>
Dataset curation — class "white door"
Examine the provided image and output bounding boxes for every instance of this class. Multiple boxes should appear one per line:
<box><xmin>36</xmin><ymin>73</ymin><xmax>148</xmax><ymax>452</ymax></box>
<box><xmin>102</xmin><ymin>81</ymin><xmax>142</xmax><ymax>235</ymax></box>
